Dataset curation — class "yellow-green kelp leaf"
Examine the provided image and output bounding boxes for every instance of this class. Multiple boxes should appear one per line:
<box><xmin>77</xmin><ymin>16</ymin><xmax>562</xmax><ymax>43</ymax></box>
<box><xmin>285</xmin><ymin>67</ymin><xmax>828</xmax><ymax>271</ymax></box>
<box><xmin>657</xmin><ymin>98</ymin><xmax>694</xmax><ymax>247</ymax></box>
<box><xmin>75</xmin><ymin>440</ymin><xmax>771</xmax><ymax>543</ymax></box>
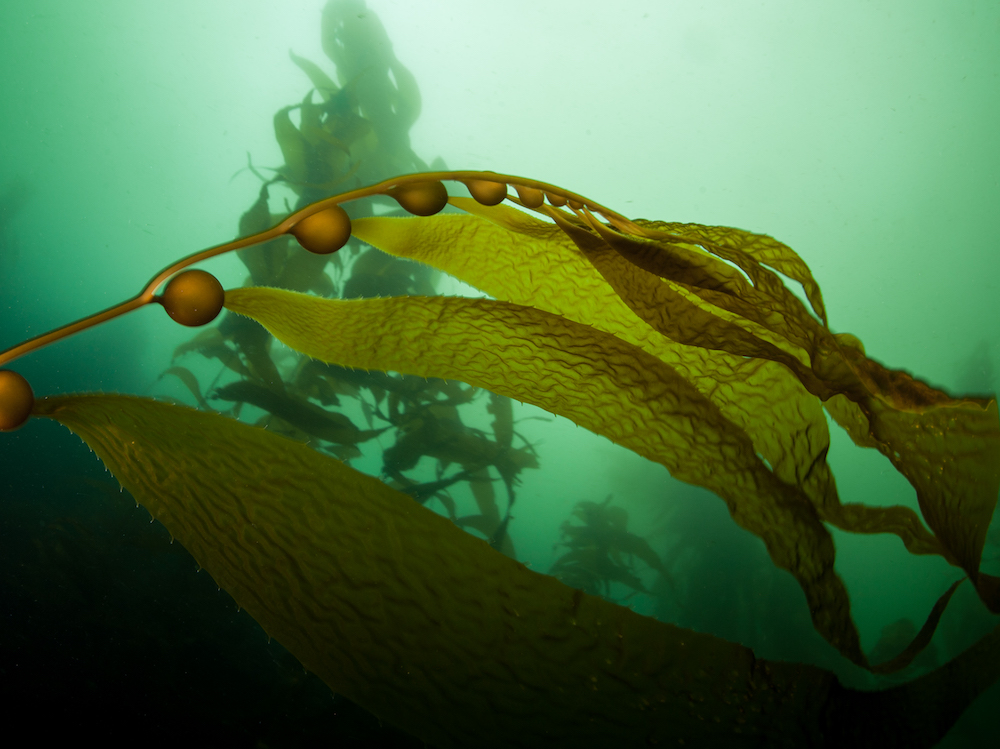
<box><xmin>612</xmin><ymin>217</ymin><xmax>1000</xmax><ymax>607</ymax></box>
<box><xmin>350</xmin><ymin>205</ymin><xmax>942</xmax><ymax>560</ymax></box>
<box><xmin>351</xmin><ymin>203</ymin><xmax>1000</xmax><ymax>611</ymax></box>
<box><xmin>31</xmin><ymin>393</ymin><xmax>1000</xmax><ymax>747</ymax></box>
<box><xmin>226</xmin><ymin>286</ymin><xmax>956</xmax><ymax>671</ymax></box>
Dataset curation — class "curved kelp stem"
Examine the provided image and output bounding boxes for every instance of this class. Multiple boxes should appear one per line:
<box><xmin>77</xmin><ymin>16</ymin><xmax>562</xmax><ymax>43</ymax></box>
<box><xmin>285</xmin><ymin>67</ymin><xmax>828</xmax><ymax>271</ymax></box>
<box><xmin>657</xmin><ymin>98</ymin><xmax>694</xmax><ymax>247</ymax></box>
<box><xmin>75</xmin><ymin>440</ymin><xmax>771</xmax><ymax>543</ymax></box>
<box><xmin>32</xmin><ymin>394</ymin><xmax>1000</xmax><ymax>748</ymax></box>
<box><xmin>0</xmin><ymin>170</ymin><xmax>625</xmax><ymax>371</ymax></box>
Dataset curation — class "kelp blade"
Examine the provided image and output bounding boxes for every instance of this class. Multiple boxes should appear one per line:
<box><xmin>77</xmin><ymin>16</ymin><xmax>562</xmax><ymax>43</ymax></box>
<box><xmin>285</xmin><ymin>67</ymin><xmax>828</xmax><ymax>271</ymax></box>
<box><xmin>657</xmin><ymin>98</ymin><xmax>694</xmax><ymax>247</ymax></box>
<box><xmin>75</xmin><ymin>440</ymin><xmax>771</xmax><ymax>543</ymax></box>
<box><xmin>351</xmin><ymin>204</ymin><xmax>1000</xmax><ymax>612</ymax></box>
<box><xmin>32</xmin><ymin>394</ymin><xmax>1000</xmax><ymax>747</ymax></box>
<box><xmin>230</xmin><ymin>286</ymin><xmax>943</xmax><ymax>670</ymax></box>
<box><xmin>350</xmin><ymin>207</ymin><xmax>947</xmax><ymax>562</ymax></box>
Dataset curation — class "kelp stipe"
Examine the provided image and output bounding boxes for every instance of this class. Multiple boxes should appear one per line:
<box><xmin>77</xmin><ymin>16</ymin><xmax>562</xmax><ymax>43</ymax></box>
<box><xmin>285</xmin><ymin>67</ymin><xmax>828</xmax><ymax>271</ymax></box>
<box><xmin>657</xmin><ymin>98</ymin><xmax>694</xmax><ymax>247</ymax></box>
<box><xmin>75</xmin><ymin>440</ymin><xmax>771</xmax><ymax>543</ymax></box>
<box><xmin>3</xmin><ymin>169</ymin><xmax>1000</xmax><ymax>746</ymax></box>
<box><xmin>0</xmin><ymin>171</ymin><xmax>629</xmax><ymax>390</ymax></box>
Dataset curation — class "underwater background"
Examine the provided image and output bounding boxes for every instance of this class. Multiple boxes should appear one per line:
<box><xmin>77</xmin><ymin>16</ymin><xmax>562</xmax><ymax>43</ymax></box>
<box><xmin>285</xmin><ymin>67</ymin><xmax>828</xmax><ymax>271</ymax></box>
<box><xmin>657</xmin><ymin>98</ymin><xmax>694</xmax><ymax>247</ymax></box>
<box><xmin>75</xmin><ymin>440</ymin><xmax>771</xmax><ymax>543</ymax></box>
<box><xmin>1</xmin><ymin>1</ymin><xmax>997</xmax><ymax>746</ymax></box>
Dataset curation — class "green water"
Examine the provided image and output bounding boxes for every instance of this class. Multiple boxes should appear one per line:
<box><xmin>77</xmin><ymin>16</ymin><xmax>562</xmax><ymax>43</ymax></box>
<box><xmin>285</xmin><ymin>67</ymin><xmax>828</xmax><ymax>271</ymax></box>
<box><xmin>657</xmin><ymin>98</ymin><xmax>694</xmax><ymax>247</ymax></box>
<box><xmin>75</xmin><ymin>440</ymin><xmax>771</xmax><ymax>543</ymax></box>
<box><xmin>1</xmin><ymin>1</ymin><xmax>997</xmax><ymax>745</ymax></box>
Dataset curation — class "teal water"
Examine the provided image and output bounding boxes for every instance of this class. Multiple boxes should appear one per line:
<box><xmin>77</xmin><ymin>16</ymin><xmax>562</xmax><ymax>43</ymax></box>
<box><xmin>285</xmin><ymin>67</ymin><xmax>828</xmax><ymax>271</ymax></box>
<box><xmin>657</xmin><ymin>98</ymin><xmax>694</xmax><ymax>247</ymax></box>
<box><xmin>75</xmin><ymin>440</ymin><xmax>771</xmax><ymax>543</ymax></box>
<box><xmin>1</xmin><ymin>1</ymin><xmax>998</xmax><ymax>746</ymax></box>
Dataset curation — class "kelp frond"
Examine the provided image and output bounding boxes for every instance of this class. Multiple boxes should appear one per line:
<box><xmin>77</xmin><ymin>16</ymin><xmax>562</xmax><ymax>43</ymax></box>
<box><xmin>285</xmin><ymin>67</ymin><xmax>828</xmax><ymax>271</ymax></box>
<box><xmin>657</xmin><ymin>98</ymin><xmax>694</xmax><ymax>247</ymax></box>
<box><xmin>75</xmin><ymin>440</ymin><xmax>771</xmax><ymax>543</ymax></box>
<box><xmin>4</xmin><ymin>162</ymin><xmax>1000</xmax><ymax>745</ymax></box>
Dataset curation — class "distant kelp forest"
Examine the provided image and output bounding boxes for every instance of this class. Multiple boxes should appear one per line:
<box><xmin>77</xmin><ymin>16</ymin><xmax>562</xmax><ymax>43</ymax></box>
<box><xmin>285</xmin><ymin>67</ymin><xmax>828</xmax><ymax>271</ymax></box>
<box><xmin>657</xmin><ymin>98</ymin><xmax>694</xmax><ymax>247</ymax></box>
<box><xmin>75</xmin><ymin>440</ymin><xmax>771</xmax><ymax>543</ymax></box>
<box><xmin>160</xmin><ymin>3</ymin><xmax>537</xmax><ymax>561</ymax></box>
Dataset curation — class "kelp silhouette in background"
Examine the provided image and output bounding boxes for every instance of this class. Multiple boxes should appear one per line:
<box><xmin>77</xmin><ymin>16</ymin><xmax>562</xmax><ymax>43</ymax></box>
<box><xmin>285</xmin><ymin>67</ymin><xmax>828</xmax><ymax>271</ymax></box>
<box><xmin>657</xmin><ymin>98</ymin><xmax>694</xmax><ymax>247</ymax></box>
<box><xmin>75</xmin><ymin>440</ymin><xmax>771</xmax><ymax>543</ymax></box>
<box><xmin>2</xmin><ymin>0</ymin><xmax>1000</xmax><ymax>746</ymax></box>
<box><xmin>160</xmin><ymin>0</ymin><xmax>527</xmax><ymax>550</ymax></box>
<box><xmin>868</xmin><ymin>618</ymin><xmax>940</xmax><ymax>683</ymax></box>
<box><xmin>549</xmin><ymin>494</ymin><xmax>671</xmax><ymax>601</ymax></box>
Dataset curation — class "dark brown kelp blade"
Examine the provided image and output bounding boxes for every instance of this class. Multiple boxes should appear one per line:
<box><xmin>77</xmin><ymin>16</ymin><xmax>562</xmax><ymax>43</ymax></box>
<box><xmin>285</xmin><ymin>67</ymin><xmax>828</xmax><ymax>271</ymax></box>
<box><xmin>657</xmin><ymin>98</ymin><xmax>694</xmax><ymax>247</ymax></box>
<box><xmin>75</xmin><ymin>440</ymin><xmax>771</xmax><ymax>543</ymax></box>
<box><xmin>213</xmin><ymin>379</ymin><xmax>385</xmax><ymax>445</ymax></box>
<box><xmin>869</xmin><ymin>579</ymin><xmax>964</xmax><ymax>675</ymax></box>
<box><xmin>32</xmin><ymin>393</ymin><xmax>1000</xmax><ymax>747</ymax></box>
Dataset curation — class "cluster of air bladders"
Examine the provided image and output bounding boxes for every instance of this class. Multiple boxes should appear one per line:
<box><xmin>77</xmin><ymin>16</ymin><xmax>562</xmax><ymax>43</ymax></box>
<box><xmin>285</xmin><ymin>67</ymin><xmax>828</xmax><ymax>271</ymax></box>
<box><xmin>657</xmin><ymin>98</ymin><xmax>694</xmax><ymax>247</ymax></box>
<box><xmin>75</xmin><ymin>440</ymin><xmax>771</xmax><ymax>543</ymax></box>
<box><xmin>0</xmin><ymin>171</ymin><xmax>630</xmax><ymax>432</ymax></box>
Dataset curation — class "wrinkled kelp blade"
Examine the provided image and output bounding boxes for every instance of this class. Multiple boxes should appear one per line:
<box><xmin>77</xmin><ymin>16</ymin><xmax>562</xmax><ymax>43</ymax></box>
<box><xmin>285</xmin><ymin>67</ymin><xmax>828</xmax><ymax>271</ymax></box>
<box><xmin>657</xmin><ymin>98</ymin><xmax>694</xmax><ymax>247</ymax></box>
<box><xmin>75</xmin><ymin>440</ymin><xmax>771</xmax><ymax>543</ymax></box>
<box><xmin>603</xmin><ymin>214</ymin><xmax>1000</xmax><ymax>598</ymax></box>
<box><xmin>227</xmin><ymin>287</ymin><xmax>886</xmax><ymax>667</ymax></box>
<box><xmin>31</xmin><ymin>394</ymin><xmax>1000</xmax><ymax>747</ymax></box>
<box><xmin>625</xmin><ymin>221</ymin><xmax>1000</xmax><ymax>607</ymax></box>
<box><xmin>350</xmin><ymin>212</ymin><xmax>957</xmax><ymax>600</ymax></box>
<box><xmin>352</xmin><ymin>208</ymin><xmax>942</xmax><ymax>558</ymax></box>
<box><xmin>353</xmin><ymin>204</ymin><xmax>1000</xmax><ymax>612</ymax></box>
<box><xmin>351</xmin><ymin>207</ymin><xmax>837</xmax><ymax>505</ymax></box>
<box><xmin>549</xmin><ymin>211</ymin><xmax>965</xmax><ymax>560</ymax></box>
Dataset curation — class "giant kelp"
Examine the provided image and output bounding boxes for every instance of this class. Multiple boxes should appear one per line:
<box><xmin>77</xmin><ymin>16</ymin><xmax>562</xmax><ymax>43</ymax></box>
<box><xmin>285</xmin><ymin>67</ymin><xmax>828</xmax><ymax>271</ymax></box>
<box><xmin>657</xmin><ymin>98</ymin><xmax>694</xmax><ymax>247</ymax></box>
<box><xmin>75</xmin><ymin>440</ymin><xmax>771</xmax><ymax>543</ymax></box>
<box><xmin>2</xmin><ymin>165</ymin><xmax>999</xmax><ymax>746</ymax></box>
<box><xmin>549</xmin><ymin>494</ymin><xmax>671</xmax><ymax>600</ymax></box>
<box><xmin>2</xmin><ymin>0</ymin><xmax>999</xmax><ymax>744</ymax></box>
<box><xmin>227</xmin><ymin>184</ymin><xmax>1000</xmax><ymax>671</ymax></box>
<box><xmin>165</xmin><ymin>0</ymin><xmax>524</xmax><ymax>547</ymax></box>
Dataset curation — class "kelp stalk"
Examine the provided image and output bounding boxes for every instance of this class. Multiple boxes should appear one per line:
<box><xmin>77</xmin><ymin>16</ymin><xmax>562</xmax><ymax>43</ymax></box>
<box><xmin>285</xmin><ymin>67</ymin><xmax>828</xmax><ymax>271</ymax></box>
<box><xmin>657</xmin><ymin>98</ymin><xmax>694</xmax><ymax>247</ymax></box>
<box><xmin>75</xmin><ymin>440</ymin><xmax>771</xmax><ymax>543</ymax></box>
<box><xmin>0</xmin><ymin>171</ymin><xmax>623</xmax><ymax>379</ymax></box>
